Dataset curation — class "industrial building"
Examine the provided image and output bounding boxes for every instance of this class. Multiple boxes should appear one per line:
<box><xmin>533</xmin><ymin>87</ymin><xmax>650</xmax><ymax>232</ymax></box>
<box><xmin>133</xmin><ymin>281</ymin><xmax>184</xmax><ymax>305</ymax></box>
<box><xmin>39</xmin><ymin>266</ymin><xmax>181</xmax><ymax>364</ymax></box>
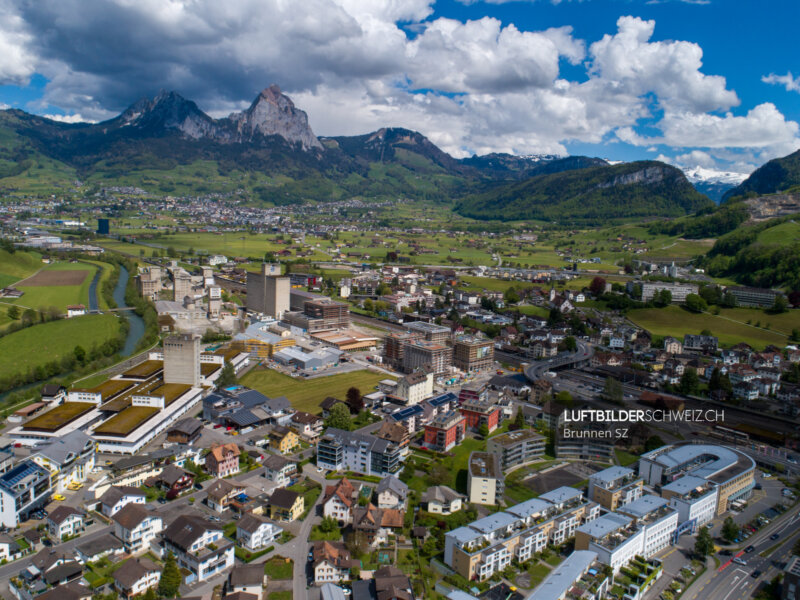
<box><xmin>135</xmin><ymin>267</ymin><xmax>162</xmax><ymax>301</ymax></box>
<box><xmin>163</xmin><ymin>334</ymin><xmax>201</xmax><ymax>386</ymax></box>
<box><xmin>246</xmin><ymin>263</ymin><xmax>289</xmax><ymax>318</ymax></box>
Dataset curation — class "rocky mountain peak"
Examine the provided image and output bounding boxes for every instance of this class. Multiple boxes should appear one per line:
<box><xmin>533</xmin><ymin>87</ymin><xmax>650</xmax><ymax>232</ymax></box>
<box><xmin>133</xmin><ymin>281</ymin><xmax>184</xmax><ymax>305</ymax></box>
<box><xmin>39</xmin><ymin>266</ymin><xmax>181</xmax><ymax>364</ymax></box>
<box><xmin>227</xmin><ymin>84</ymin><xmax>322</xmax><ymax>151</ymax></box>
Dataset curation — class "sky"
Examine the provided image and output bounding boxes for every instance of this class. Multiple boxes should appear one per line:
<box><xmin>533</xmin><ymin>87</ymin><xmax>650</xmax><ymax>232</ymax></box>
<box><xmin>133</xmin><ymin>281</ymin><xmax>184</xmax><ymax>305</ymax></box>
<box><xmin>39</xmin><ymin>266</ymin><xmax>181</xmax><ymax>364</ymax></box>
<box><xmin>0</xmin><ymin>0</ymin><xmax>798</xmax><ymax>179</ymax></box>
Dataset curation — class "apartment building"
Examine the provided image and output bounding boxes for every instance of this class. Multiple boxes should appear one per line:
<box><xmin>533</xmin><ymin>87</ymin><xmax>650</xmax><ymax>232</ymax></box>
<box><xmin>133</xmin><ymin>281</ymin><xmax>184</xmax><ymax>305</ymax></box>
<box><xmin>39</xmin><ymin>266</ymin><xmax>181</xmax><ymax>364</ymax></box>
<box><xmin>487</xmin><ymin>430</ymin><xmax>546</xmax><ymax>469</ymax></box>
<box><xmin>444</xmin><ymin>488</ymin><xmax>600</xmax><ymax>581</ymax></box>
<box><xmin>587</xmin><ymin>466</ymin><xmax>644</xmax><ymax>511</ymax></box>
<box><xmin>0</xmin><ymin>460</ymin><xmax>52</xmax><ymax>528</ymax></box>
<box><xmin>317</xmin><ymin>428</ymin><xmax>401</xmax><ymax>477</ymax></box>
<box><xmin>405</xmin><ymin>321</ymin><xmax>451</xmax><ymax>344</ymax></box>
<box><xmin>726</xmin><ymin>286</ymin><xmax>784</xmax><ymax>308</ymax></box>
<box><xmin>460</xmin><ymin>397</ymin><xmax>502</xmax><ymax>433</ymax></box>
<box><xmin>424</xmin><ymin>410</ymin><xmax>467</xmax><ymax>452</ymax></box>
<box><xmin>467</xmin><ymin>452</ymin><xmax>504</xmax><ymax>505</ymax></box>
<box><xmin>395</xmin><ymin>369</ymin><xmax>434</xmax><ymax>405</ymax></box>
<box><xmin>640</xmin><ymin>282</ymin><xmax>699</xmax><ymax>303</ymax></box>
<box><xmin>403</xmin><ymin>340</ymin><xmax>452</xmax><ymax>375</ymax></box>
<box><xmin>453</xmin><ymin>336</ymin><xmax>495</xmax><ymax>373</ymax></box>
<box><xmin>382</xmin><ymin>332</ymin><xmax>423</xmax><ymax>370</ymax></box>
<box><xmin>30</xmin><ymin>430</ymin><xmax>96</xmax><ymax>493</ymax></box>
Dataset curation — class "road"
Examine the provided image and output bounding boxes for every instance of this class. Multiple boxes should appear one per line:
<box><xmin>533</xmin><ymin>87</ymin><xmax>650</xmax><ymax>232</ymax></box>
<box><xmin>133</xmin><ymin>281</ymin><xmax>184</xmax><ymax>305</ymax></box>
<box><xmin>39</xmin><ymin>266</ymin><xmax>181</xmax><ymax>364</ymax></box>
<box><xmin>523</xmin><ymin>339</ymin><xmax>593</xmax><ymax>381</ymax></box>
<box><xmin>682</xmin><ymin>503</ymin><xmax>800</xmax><ymax>600</ymax></box>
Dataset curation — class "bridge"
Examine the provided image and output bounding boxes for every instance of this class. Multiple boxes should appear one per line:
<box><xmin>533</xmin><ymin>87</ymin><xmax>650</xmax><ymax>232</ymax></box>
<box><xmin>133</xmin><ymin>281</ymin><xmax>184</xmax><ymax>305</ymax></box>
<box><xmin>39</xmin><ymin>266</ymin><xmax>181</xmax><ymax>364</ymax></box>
<box><xmin>524</xmin><ymin>339</ymin><xmax>594</xmax><ymax>382</ymax></box>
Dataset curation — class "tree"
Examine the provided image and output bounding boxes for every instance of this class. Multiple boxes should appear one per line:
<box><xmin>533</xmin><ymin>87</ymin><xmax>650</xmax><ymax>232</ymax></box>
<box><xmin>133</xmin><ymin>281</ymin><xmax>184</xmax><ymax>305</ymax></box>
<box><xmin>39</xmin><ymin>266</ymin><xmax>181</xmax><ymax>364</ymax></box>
<box><xmin>685</xmin><ymin>294</ymin><xmax>708</xmax><ymax>313</ymax></box>
<box><xmin>562</xmin><ymin>336</ymin><xmax>577</xmax><ymax>352</ymax></box>
<box><xmin>478</xmin><ymin>423</ymin><xmax>490</xmax><ymax>439</ymax></box>
<box><xmin>589</xmin><ymin>276</ymin><xmax>606</xmax><ymax>297</ymax></box>
<box><xmin>679</xmin><ymin>369</ymin><xmax>700</xmax><ymax>395</ymax></box>
<box><xmin>603</xmin><ymin>377</ymin><xmax>623</xmax><ymax>404</ymax></box>
<box><xmin>6</xmin><ymin>305</ymin><xmax>19</xmax><ymax>320</ymax></box>
<box><xmin>216</xmin><ymin>361</ymin><xmax>237</xmax><ymax>389</ymax></box>
<box><xmin>694</xmin><ymin>526</ymin><xmax>714</xmax><ymax>558</ymax></box>
<box><xmin>319</xmin><ymin>516</ymin><xmax>339</xmax><ymax>533</ymax></box>
<box><xmin>513</xmin><ymin>410</ymin><xmax>526</xmax><ymax>430</ymax></box>
<box><xmin>73</xmin><ymin>345</ymin><xmax>86</xmax><ymax>364</ymax></box>
<box><xmin>504</xmin><ymin>288</ymin><xmax>520</xmax><ymax>305</ymax></box>
<box><xmin>422</xmin><ymin>535</ymin><xmax>439</xmax><ymax>556</ymax></box>
<box><xmin>722</xmin><ymin>516</ymin><xmax>740</xmax><ymax>543</ymax></box>
<box><xmin>429</xmin><ymin>463</ymin><xmax>450</xmax><ymax>485</ymax></box>
<box><xmin>158</xmin><ymin>552</ymin><xmax>182</xmax><ymax>599</ymax></box>
<box><xmin>771</xmin><ymin>294</ymin><xmax>788</xmax><ymax>314</ymax></box>
<box><xmin>554</xmin><ymin>390</ymin><xmax>573</xmax><ymax>408</ymax></box>
<box><xmin>345</xmin><ymin>387</ymin><xmax>363</xmax><ymax>414</ymax></box>
<box><xmin>142</xmin><ymin>588</ymin><xmax>157</xmax><ymax>600</ymax></box>
<box><xmin>326</xmin><ymin>403</ymin><xmax>352</xmax><ymax>431</ymax></box>
<box><xmin>644</xmin><ymin>435</ymin><xmax>665</xmax><ymax>452</ymax></box>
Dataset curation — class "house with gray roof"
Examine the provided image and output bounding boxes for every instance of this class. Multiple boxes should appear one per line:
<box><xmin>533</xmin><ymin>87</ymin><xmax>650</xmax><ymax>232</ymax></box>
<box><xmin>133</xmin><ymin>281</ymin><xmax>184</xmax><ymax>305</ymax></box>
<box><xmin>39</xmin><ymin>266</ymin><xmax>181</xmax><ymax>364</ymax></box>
<box><xmin>30</xmin><ymin>430</ymin><xmax>95</xmax><ymax>493</ymax></box>
<box><xmin>421</xmin><ymin>485</ymin><xmax>465</xmax><ymax>515</ymax></box>
<box><xmin>375</xmin><ymin>476</ymin><xmax>408</xmax><ymax>510</ymax></box>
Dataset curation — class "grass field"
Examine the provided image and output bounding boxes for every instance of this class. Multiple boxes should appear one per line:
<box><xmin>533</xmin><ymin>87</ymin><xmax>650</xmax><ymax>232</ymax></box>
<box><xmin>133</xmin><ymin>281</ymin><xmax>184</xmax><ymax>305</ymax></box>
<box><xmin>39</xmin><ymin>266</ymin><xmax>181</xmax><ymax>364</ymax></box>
<box><xmin>239</xmin><ymin>368</ymin><xmax>394</xmax><ymax>414</ymax></box>
<box><xmin>0</xmin><ymin>249</ymin><xmax>42</xmax><ymax>287</ymax></box>
<box><xmin>627</xmin><ymin>306</ymin><xmax>790</xmax><ymax>350</ymax></box>
<box><xmin>84</xmin><ymin>259</ymin><xmax>115</xmax><ymax>310</ymax></box>
<box><xmin>4</xmin><ymin>261</ymin><xmax>97</xmax><ymax>311</ymax></box>
<box><xmin>0</xmin><ymin>314</ymin><xmax>122</xmax><ymax>379</ymax></box>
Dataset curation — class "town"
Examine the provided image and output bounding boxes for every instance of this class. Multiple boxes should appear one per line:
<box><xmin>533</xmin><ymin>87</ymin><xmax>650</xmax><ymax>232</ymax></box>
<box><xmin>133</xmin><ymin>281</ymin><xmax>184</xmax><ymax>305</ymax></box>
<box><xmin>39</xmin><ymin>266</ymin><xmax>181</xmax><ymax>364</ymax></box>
<box><xmin>0</xmin><ymin>200</ymin><xmax>798</xmax><ymax>600</ymax></box>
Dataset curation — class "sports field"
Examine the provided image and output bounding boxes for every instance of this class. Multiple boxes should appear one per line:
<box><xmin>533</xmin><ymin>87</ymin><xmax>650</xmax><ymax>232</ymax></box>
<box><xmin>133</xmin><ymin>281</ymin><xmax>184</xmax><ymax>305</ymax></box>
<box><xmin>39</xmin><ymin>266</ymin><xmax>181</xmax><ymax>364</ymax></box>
<box><xmin>627</xmin><ymin>306</ymin><xmax>791</xmax><ymax>350</ymax></box>
<box><xmin>239</xmin><ymin>367</ymin><xmax>394</xmax><ymax>414</ymax></box>
<box><xmin>4</xmin><ymin>261</ymin><xmax>97</xmax><ymax>310</ymax></box>
<box><xmin>0</xmin><ymin>313</ymin><xmax>122</xmax><ymax>379</ymax></box>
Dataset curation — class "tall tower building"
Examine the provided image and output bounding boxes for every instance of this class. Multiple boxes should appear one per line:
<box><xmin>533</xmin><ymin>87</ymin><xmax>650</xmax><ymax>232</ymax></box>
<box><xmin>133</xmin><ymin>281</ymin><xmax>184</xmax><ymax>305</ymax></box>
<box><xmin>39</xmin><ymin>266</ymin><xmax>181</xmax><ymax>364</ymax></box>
<box><xmin>163</xmin><ymin>334</ymin><xmax>201</xmax><ymax>386</ymax></box>
<box><xmin>246</xmin><ymin>263</ymin><xmax>289</xmax><ymax>318</ymax></box>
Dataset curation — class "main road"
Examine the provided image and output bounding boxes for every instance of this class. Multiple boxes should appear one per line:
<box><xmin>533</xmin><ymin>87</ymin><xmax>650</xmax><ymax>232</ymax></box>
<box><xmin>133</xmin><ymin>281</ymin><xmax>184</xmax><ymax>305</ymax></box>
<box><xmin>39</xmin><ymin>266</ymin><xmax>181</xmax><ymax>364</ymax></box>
<box><xmin>523</xmin><ymin>339</ymin><xmax>593</xmax><ymax>382</ymax></box>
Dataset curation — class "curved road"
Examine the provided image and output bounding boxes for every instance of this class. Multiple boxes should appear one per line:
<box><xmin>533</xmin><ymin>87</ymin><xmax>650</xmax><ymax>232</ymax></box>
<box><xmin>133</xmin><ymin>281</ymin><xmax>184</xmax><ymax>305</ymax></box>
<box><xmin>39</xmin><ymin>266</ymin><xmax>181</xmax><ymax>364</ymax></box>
<box><xmin>524</xmin><ymin>339</ymin><xmax>593</xmax><ymax>382</ymax></box>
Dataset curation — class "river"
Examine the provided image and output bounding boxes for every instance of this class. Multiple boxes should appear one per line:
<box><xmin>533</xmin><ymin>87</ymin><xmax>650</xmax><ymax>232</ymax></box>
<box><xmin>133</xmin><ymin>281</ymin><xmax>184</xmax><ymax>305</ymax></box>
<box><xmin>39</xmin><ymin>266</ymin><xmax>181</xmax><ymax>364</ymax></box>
<box><xmin>114</xmin><ymin>264</ymin><xmax>146</xmax><ymax>356</ymax></box>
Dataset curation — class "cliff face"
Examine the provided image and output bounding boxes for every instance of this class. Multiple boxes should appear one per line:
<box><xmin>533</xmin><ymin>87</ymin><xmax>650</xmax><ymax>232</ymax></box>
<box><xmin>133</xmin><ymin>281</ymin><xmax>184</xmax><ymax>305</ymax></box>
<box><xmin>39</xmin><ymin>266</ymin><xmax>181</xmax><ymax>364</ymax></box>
<box><xmin>224</xmin><ymin>84</ymin><xmax>322</xmax><ymax>151</ymax></box>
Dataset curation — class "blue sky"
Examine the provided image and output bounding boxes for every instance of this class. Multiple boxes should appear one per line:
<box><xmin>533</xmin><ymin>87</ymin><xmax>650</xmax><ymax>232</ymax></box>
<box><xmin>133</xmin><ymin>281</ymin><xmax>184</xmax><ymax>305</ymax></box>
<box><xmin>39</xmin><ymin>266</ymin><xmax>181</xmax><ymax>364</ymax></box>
<box><xmin>0</xmin><ymin>0</ymin><xmax>798</xmax><ymax>178</ymax></box>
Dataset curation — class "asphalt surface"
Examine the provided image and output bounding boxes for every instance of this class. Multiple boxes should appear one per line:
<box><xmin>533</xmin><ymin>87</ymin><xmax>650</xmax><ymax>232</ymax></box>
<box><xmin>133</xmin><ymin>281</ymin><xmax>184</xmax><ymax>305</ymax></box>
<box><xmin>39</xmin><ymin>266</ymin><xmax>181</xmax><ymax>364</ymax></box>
<box><xmin>523</xmin><ymin>339</ymin><xmax>593</xmax><ymax>381</ymax></box>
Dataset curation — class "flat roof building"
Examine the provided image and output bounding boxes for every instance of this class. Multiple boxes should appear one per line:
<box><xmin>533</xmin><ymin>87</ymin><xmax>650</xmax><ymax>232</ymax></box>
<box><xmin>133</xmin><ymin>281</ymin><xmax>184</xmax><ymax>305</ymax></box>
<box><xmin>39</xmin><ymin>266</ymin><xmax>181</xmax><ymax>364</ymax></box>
<box><xmin>588</xmin><ymin>466</ymin><xmax>644</xmax><ymax>511</ymax></box>
<box><xmin>247</xmin><ymin>263</ymin><xmax>289</xmax><ymax>318</ymax></box>
<box><xmin>487</xmin><ymin>429</ymin><xmax>546</xmax><ymax>470</ymax></box>
<box><xmin>163</xmin><ymin>334</ymin><xmax>201</xmax><ymax>387</ymax></box>
<box><xmin>467</xmin><ymin>452</ymin><xmax>503</xmax><ymax>506</ymax></box>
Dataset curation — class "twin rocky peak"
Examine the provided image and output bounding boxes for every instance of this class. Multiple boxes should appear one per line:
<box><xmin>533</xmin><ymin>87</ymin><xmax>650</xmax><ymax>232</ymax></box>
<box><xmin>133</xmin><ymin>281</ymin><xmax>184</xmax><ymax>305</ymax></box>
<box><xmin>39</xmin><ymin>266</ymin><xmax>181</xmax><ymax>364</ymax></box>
<box><xmin>117</xmin><ymin>84</ymin><xmax>323</xmax><ymax>151</ymax></box>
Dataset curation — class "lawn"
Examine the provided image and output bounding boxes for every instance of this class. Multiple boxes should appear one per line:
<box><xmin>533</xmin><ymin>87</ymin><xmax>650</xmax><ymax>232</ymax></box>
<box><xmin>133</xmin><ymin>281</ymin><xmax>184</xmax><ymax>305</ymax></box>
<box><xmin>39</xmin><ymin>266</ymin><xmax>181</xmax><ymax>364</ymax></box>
<box><xmin>0</xmin><ymin>313</ymin><xmax>122</xmax><ymax>379</ymax></box>
<box><xmin>0</xmin><ymin>249</ymin><xmax>42</xmax><ymax>286</ymax></box>
<box><xmin>3</xmin><ymin>261</ymin><xmax>98</xmax><ymax>311</ymax></box>
<box><xmin>615</xmin><ymin>449</ymin><xmax>640</xmax><ymax>467</ymax></box>
<box><xmin>268</xmin><ymin>592</ymin><xmax>293</xmax><ymax>600</ymax></box>
<box><xmin>263</xmin><ymin>556</ymin><xmax>293</xmax><ymax>580</ymax></box>
<box><xmin>627</xmin><ymin>306</ymin><xmax>788</xmax><ymax>350</ymax></box>
<box><xmin>240</xmin><ymin>367</ymin><xmax>394</xmax><ymax>414</ymax></box>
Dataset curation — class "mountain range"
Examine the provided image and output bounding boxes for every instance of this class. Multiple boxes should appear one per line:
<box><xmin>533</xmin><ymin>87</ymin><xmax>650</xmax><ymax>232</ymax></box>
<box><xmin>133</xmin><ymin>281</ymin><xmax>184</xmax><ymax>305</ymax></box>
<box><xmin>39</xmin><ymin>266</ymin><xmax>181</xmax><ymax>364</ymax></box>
<box><xmin>0</xmin><ymin>84</ymin><xmax>785</xmax><ymax>223</ymax></box>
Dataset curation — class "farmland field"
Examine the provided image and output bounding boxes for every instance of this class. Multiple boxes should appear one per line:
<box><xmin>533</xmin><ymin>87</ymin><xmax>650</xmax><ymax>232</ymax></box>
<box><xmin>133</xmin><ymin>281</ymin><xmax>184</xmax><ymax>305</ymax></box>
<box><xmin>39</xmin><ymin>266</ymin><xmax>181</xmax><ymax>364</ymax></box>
<box><xmin>3</xmin><ymin>261</ymin><xmax>97</xmax><ymax>310</ymax></box>
<box><xmin>0</xmin><ymin>313</ymin><xmax>123</xmax><ymax>379</ymax></box>
<box><xmin>0</xmin><ymin>249</ymin><xmax>42</xmax><ymax>288</ymax></box>
<box><xmin>239</xmin><ymin>367</ymin><xmax>394</xmax><ymax>414</ymax></box>
<box><xmin>627</xmin><ymin>306</ymin><xmax>792</xmax><ymax>350</ymax></box>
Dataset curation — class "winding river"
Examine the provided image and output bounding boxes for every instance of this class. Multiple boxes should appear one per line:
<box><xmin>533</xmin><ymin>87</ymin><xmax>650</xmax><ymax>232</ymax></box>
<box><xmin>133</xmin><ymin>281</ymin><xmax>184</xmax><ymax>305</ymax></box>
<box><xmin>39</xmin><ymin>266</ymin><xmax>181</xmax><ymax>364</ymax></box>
<box><xmin>114</xmin><ymin>264</ymin><xmax>146</xmax><ymax>356</ymax></box>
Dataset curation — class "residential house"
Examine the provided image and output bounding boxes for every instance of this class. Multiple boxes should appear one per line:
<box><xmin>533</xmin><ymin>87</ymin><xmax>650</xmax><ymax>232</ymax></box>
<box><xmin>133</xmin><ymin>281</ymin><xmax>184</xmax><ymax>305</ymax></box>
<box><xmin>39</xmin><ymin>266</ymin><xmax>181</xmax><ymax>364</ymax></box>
<box><xmin>269</xmin><ymin>488</ymin><xmax>304</xmax><ymax>522</ymax></box>
<box><xmin>421</xmin><ymin>486</ymin><xmax>465</xmax><ymax>515</ymax></box>
<box><xmin>0</xmin><ymin>534</ymin><xmax>22</xmax><ymax>562</ymax></box>
<box><xmin>227</xmin><ymin>564</ymin><xmax>266</xmax><ymax>597</ymax></box>
<box><xmin>148</xmin><ymin>464</ymin><xmax>194</xmax><ymax>499</ymax></box>
<box><xmin>290</xmin><ymin>411</ymin><xmax>324</xmax><ymax>441</ymax></box>
<box><xmin>161</xmin><ymin>514</ymin><xmax>235</xmax><ymax>583</ymax></box>
<box><xmin>375</xmin><ymin>476</ymin><xmax>408</xmax><ymax>510</ymax></box>
<box><xmin>268</xmin><ymin>425</ymin><xmax>300</xmax><ymax>455</ymax></box>
<box><xmin>352</xmin><ymin>503</ymin><xmax>404</xmax><ymax>546</ymax></box>
<box><xmin>112</xmin><ymin>504</ymin><xmax>162</xmax><ymax>554</ymax></box>
<box><xmin>206</xmin><ymin>479</ymin><xmax>247</xmax><ymax>513</ymax></box>
<box><xmin>323</xmin><ymin>478</ymin><xmax>357</xmax><ymax>525</ymax></box>
<box><xmin>312</xmin><ymin>541</ymin><xmax>358</xmax><ymax>585</ymax></box>
<box><xmin>113</xmin><ymin>557</ymin><xmax>161</xmax><ymax>600</ymax></box>
<box><xmin>75</xmin><ymin>533</ymin><xmax>124</xmax><ymax>563</ymax></box>
<box><xmin>206</xmin><ymin>443</ymin><xmax>241</xmax><ymax>478</ymax></box>
<box><xmin>262</xmin><ymin>455</ymin><xmax>297</xmax><ymax>487</ymax></box>
<box><xmin>99</xmin><ymin>486</ymin><xmax>147</xmax><ymax>517</ymax></box>
<box><xmin>0</xmin><ymin>460</ymin><xmax>52</xmax><ymax>528</ymax></box>
<box><xmin>236</xmin><ymin>513</ymin><xmax>283</xmax><ymax>551</ymax></box>
<box><xmin>47</xmin><ymin>506</ymin><xmax>85</xmax><ymax>540</ymax></box>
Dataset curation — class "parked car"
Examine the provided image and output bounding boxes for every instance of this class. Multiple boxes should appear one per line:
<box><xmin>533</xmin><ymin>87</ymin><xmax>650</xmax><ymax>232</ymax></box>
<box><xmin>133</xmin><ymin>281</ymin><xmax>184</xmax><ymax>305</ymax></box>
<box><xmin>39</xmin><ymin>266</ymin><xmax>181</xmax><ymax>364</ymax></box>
<box><xmin>745</xmin><ymin>545</ymin><xmax>755</xmax><ymax>553</ymax></box>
